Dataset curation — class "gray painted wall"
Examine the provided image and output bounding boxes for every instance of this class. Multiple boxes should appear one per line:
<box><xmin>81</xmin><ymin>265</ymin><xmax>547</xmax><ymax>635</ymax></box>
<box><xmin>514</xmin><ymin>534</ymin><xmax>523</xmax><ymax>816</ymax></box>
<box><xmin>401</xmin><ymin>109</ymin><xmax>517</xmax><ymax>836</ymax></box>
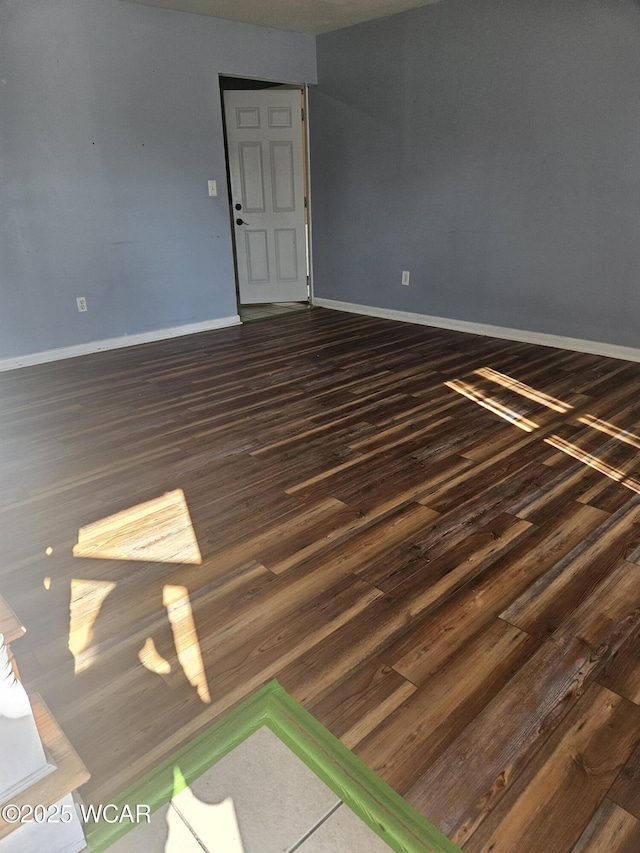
<box><xmin>0</xmin><ymin>0</ymin><xmax>316</xmax><ymax>360</ymax></box>
<box><xmin>310</xmin><ymin>0</ymin><xmax>640</xmax><ymax>348</ymax></box>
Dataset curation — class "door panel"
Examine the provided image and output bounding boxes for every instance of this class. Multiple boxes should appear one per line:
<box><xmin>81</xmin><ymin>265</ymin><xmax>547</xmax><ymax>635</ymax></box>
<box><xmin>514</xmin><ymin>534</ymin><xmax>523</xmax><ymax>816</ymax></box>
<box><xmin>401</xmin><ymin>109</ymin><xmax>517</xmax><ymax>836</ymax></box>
<box><xmin>275</xmin><ymin>229</ymin><xmax>299</xmax><ymax>281</ymax></box>
<box><xmin>239</xmin><ymin>143</ymin><xmax>266</xmax><ymax>212</ymax></box>
<box><xmin>246</xmin><ymin>231</ymin><xmax>269</xmax><ymax>282</ymax></box>
<box><xmin>224</xmin><ymin>89</ymin><xmax>308</xmax><ymax>304</ymax></box>
<box><xmin>271</xmin><ymin>142</ymin><xmax>296</xmax><ymax>212</ymax></box>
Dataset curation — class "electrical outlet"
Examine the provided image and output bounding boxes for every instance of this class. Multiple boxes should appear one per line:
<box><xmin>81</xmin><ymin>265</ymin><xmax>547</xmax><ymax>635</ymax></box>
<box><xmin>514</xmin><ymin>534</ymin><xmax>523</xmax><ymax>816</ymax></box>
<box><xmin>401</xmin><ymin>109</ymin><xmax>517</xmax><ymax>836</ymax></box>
<box><xmin>401</xmin><ymin>270</ymin><xmax>410</xmax><ymax>286</ymax></box>
<box><xmin>208</xmin><ymin>180</ymin><xmax>217</xmax><ymax>197</ymax></box>
<box><xmin>76</xmin><ymin>297</ymin><xmax>87</xmax><ymax>313</ymax></box>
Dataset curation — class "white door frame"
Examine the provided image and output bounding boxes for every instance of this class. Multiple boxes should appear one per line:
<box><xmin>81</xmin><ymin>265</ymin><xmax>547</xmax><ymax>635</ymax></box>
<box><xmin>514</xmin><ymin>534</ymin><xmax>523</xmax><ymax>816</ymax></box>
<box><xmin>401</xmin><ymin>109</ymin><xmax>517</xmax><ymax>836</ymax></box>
<box><xmin>219</xmin><ymin>75</ymin><xmax>314</xmax><ymax>313</ymax></box>
<box><xmin>303</xmin><ymin>84</ymin><xmax>315</xmax><ymax>306</ymax></box>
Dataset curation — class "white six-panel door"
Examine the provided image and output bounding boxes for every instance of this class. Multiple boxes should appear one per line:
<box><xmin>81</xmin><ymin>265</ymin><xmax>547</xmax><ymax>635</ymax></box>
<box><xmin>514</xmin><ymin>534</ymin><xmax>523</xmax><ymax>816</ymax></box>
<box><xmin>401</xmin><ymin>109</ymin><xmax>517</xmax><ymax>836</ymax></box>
<box><xmin>224</xmin><ymin>89</ymin><xmax>308</xmax><ymax>304</ymax></box>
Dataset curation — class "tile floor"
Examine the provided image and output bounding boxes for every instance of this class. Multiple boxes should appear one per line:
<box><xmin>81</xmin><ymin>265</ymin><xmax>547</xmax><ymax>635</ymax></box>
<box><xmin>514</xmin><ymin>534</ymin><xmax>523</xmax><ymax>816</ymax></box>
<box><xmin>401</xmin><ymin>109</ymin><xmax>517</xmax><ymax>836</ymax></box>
<box><xmin>108</xmin><ymin>727</ymin><xmax>393</xmax><ymax>852</ymax></box>
<box><xmin>239</xmin><ymin>302</ymin><xmax>311</xmax><ymax>322</ymax></box>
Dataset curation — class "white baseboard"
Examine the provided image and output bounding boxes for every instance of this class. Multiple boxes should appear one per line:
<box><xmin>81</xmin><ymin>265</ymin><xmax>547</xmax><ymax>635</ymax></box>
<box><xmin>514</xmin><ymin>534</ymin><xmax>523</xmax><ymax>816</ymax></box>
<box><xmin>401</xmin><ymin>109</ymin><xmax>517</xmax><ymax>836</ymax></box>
<box><xmin>313</xmin><ymin>297</ymin><xmax>640</xmax><ymax>364</ymax></box>
<box><xmin>0</xmin><ymin>315</ymin><xmax>241</xmax><ymax>372</ymax></box>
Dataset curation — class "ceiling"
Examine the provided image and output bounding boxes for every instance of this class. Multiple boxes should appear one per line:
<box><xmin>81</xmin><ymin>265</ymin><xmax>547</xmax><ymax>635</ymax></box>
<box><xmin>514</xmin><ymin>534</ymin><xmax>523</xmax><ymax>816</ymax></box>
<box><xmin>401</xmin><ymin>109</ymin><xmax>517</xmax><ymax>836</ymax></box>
<box><xmin>125</xmin><ymin>0</ymin><xmax>444</xmax><ymax>35</ymax></box>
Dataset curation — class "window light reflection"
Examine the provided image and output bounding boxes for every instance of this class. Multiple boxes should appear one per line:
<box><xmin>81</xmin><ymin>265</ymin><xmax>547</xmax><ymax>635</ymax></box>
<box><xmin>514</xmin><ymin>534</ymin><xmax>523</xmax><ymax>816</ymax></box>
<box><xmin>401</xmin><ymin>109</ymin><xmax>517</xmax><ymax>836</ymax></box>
<box><xmin>73</xmin><ymin>490</ymin><xmax>202</xmax><ymax>565</ymax></box>
<box><xmin>577</xmin><ymin>415</ymin><xmax>640</xmax><ymax>450</ymax></box>
<box><xmin>475</xmin><ymin>367</ymin><xmax>571</xmax><ymax>413</ymax></box>
<box><xmin>445</xmin><ymin>370</ymin><xmax>640</xmax><ymax>495</ymax></box>
<box><xmin>69</xmin><ymin>579</ymin><xmax>117</xmax><ymax>673</ymax></box>
<box><xmin>445</xmin><ymin>379</ymin><xmax>539</xmax><ymax>432</ymax></box>
<box><xmin>163</xmin><ymin>585</ymin><xmax>211</xmax><ymax>704</ymax></box>
<box><xmin>544</xmin><ymin>435</ymin><xmax>640</xmax><ymax>493</ymax></box>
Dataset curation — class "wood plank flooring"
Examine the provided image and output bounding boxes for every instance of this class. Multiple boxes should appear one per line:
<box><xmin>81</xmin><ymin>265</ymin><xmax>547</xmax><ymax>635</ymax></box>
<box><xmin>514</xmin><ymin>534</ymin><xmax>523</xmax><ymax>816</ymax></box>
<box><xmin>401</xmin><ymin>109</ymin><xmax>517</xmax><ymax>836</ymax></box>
<box><xmin>1</xmin><ymin>308</ymin><xmax>639</xmax><ymax>852</ymax></box>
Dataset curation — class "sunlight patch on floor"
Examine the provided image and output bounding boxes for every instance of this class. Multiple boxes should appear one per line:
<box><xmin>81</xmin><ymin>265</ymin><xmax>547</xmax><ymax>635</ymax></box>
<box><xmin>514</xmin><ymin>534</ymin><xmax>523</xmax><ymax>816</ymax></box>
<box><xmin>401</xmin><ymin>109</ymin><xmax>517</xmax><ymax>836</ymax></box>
<box><xmin>138</xmin><ymin>638</ymin><xmax>172</xmax><ymax>676</ymax></box>
<box><xmin>171</xmin><ymin>793</ymin><xmax>244</xmax><ymax>853</ymax></box>
<box><xmin>68</xmin><ymin>579</ymin><xmax>116</xmax><ymax>674</ymax></box>
<box><xmin>163</xmin><ymin>585</ymin><xmax>211</xmax><ymax>704</ymax></box>
<box><xmin>577</xmin><ymin>414</ymin><xmax>640</xmax><ymax>450</ymax></box>
<box><xmin>68</xmin><ymin>492</ymin><xmax>208</xmax><ymax>696</ymax></box>
<box><xmin>475</xmin><ymin>367</ymin><xmax>571</xmax><ymax>413</ymax></box>
<box><xmin>445</xmin><ymin>379</ymin><xmax>539</xmax><ymax>432</ymax></box>
<box><xmin>447</xmin><ymin>369</ymin><xmax>640</xmax><ymax>495</ymax></box>
<box><xmin>544</xmin><ymin>435</ymin><xmax>640</xmax><ymax>493</ymax></box>
<box><xmin>72</xmin><ymin>490</ymin><xmax>202</xmax><ymax>565</ymax></box>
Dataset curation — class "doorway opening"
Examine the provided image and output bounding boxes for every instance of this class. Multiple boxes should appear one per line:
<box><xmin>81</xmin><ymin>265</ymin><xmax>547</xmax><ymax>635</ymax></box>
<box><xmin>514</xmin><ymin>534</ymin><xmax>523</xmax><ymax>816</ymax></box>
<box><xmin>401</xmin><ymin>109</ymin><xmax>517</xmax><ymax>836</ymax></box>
<box><xmin>219</xmin><ymin>76</ymin><xmax>312</xmax><ymax>324</ymax></box>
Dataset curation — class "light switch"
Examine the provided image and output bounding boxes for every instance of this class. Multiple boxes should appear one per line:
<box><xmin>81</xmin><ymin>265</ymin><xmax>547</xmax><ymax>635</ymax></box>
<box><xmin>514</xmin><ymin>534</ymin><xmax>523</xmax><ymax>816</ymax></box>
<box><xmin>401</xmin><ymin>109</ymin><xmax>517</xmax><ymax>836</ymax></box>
<box><xmin>208</xmin><ymin>180</ymin><xmax>217</xmax><ymax>197</ymax></box>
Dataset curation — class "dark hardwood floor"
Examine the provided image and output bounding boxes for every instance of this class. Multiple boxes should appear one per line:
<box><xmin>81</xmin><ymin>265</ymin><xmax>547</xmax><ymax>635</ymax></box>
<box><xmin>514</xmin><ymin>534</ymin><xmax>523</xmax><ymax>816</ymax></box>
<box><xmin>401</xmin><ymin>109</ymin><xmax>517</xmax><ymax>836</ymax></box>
<box><xmin>1</xmin><ymin>308</ymin><xmax>639</xmax><ymax>851</ymax></box>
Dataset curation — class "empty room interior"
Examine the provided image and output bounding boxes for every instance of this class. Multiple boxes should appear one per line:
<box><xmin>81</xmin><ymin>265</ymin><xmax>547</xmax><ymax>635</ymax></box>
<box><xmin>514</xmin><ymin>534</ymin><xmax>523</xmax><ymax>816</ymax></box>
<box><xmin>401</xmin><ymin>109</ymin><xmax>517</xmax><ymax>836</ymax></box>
<box><xmin>2</xmin><ymin>0</ymin><xmax>640</xmax><ymax>851</ymax></box>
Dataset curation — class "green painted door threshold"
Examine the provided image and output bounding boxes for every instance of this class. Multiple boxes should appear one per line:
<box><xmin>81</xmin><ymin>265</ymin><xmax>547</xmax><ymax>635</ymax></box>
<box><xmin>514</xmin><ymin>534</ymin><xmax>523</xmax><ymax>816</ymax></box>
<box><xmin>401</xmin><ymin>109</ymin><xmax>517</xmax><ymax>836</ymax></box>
<box><xmin>86</xmin><ymin>680</ymin><xmax>462</xmax><ymax>853</ymax></box>
<box><xmin>241</xmin><ymin>305</ymin><xmax>313</xmax><ymax>323</ymax></box>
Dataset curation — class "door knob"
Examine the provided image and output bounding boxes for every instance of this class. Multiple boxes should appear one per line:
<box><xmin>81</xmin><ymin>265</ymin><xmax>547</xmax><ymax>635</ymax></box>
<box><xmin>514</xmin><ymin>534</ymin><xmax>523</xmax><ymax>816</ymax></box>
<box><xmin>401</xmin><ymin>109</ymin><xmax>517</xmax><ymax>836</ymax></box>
<box><xmin>236</xmin><ymin>218</ymin><xmax>249</xmax><ymax>226</ymax></box>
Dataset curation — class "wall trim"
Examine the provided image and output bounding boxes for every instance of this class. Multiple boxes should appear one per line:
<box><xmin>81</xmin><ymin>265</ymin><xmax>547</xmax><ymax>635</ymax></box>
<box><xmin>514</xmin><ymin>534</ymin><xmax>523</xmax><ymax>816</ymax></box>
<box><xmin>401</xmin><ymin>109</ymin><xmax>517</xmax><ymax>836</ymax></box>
<box><xmin>313</xmin><ymin>297</ymin><xmax>640</xmax><ymax>364</ymax></box>
<box><xmin>0</xmin><ymin>315</ymin><xmax>241</xmax><ymax>372</ymax></box>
